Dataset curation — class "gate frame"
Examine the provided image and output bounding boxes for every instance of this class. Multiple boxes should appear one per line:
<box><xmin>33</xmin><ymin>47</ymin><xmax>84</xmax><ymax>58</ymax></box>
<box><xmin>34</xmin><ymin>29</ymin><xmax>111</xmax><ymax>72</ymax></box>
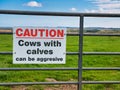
<box><xmin>0</xmin><ymin>10</ymin><xmax>120</xmax><ymax>90</ymax></box>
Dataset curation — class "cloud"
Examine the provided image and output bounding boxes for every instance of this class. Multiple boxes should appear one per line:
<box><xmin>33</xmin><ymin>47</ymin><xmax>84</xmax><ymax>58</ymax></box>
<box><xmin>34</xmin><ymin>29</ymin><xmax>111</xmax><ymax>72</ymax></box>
<box><xmin>86</xmin><ymin>0</ymin><xmax>120</xmax><ymax>13</ymax></box>
<box><xmin>91</xmin><ymin>0</ymin><xmax>111</xmax><ymax>3</ymax></box>
<box><xmin>23</xmin><ymin>1</ymin><xmax>42</xmax><ymax>7</ymax></box>
<box><xmin>70</xmin><ymin>8</ymin><xmax>77</xmax><ymax>12</ymax></box>
<box><xmin>85</xmin><ymin>8</ymin><xmax>120</xmax><ymax>13</ymax></box>
<box><xmin>98</xmin><ymin>3</ymin><xmax>120</xmax><ymax>9</ymax></box>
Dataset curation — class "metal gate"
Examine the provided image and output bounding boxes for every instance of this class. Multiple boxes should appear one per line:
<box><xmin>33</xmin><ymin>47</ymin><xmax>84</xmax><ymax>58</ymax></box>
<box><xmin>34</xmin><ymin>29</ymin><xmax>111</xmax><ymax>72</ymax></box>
<box><xmin>0</xmin><ymin>10</ymin><xmax>120</xmax><ymax>90</ymax></box>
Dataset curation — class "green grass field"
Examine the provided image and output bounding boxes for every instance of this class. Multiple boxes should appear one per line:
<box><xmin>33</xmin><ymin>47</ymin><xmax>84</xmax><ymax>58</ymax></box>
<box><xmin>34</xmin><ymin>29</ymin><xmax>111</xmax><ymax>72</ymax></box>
<box><xmin>0</xmin><ymin>34</ymin><xmax>120</xmax><ymax>90</ymax></box>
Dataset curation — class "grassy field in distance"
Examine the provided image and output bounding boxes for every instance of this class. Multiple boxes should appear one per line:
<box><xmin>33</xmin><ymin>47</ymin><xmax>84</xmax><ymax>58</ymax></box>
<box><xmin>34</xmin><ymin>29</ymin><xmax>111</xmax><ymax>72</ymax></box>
<box><xmin>0</xmin><ymin>34</ymin><xmax>120</xmax><ymax>90</ymax></box>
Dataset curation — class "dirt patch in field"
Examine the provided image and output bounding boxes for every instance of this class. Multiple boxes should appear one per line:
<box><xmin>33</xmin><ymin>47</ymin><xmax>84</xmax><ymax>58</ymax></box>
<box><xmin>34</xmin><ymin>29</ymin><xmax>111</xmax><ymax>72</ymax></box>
<box><xmin>44</xmin><ymin>78</ymin><xmax>77</xmax><ymax>90</ymax></box>
<box><xmin>11</xmin><ymin>85</ymin><xmax>27</xmax><ymax>90</ymax></box>
<box><xmin>44</xmin><ymin>84</ymin><xmax>77</xmax><ymax>90</ymax></box>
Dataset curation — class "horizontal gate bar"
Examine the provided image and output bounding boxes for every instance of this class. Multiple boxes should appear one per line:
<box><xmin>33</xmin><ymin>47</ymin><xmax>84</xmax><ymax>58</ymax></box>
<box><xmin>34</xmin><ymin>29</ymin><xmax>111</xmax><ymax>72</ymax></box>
<box><xmin>0</xmin><ymin>81</ymin><xmax>120</xmax><ymax>86</ymax></box>
<box><xmin>0</xmin><ymin>10</ymin><xmax>120</xmax><ymax>17</ymax></box>
<box><xmin>0</xmin><ymin>10</ymin><xmax>80</xmax><ymax>16</ymax></box>
<box><xmin>82</xmin><ymin>81</ymin><xmax>120</xmax><ymax>84</ymax></box>
<box><xmin>84</xmin><ymin>33</ymin><xmax>120</xmax><ymax>36</ymax></box>
<box><xmin>1</xmin><ymin>32</ymin><xmax>120</xmax><ymax>36</ymax></box>
<box><xmin>0</xmin><ymin>68</ymin><xmax>78</xmax><ymax>71</ymax></box>
<box><xmin>66</xmin><ymin>52</ymin><xmax>79</xmax><ymax>55</ymax></box>
<box><xmin>0</xmin><ymin>32</ymin><xmax>12</xmax><ymax>34</ymax></box>
<box><xmin>67</xmin><ymin>52</ymin><xmax>120</xmax><ymax>55</ymax></box>
<box><xmin>1</xmin><ymin>52</ymin><xmax>120</xmax><ymax>55</ymax></box>
<box><xmin>0</xmin><ymin>52</ymin><xmax>12</xmax><ymax>55</ymax></box>
<box><xmin>0</xmin><ymin>67</ymin><xmax>119</xmax><ymax>71</ymax></box>
<box><xmin>0</xmin><ymin>52</ymin><xmax>78</xmax><ymax>55</ymax></box>
<box><xmin>0</xmin><ymin>82</ymin><xmax>78</xmax><ymax>86</ymax></box>
<box><xmin>83</xmin><ymin>52</ymin><xmax>120</xmax><ymax>55</ymax></box>
<box><xmin>83</xmin><ymin>67</ymin><xmax>120</xmax><ymax>70</ymax></box>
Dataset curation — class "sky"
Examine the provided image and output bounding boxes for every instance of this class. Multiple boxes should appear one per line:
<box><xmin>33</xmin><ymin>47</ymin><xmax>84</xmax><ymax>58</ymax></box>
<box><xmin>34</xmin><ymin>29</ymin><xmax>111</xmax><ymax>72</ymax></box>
<box><xmin>0</xmin><ymin>0</ymin><xmax>120</xmax><ymax>28</ymax></box>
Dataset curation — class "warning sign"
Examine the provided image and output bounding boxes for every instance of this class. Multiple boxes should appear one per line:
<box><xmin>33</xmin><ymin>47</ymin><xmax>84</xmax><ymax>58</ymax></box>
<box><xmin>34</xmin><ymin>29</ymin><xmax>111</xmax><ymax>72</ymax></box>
<box><xmin>13</xmin><ymin>27</ymin><xmax>66</xmax><ymax>64</ymax></box>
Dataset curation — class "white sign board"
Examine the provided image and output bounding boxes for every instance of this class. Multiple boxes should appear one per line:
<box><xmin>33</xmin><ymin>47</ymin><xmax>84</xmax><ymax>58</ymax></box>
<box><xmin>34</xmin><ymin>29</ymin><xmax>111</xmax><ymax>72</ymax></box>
<box><xmin>13</xmin><ymin>27</ymin><xmax>66</xmax><ymax>64</ymax></box>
